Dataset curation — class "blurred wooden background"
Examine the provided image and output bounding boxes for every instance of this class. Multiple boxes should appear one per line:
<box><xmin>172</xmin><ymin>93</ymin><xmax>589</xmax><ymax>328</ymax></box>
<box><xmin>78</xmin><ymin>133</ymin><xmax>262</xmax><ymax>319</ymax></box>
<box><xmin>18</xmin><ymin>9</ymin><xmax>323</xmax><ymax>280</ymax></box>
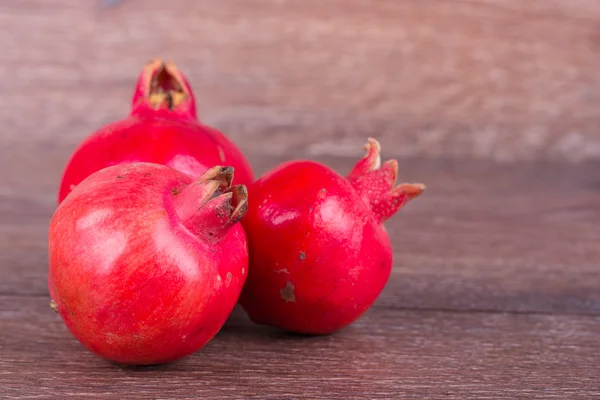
<box><xmin>2</xmin><ymin>0</ymin><xmax>600</xmax><ymax>165</ymax></box>
<box><xmin>1</xmin><ymin>1</ymin><xmax>600</xmax><ymax>398</ymax></box>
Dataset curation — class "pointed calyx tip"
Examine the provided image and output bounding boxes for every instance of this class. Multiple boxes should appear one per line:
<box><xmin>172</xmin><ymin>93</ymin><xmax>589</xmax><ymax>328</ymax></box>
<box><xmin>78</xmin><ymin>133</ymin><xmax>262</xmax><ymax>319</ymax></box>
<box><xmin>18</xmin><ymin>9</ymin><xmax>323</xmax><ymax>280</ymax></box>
<box><xmin>364</xmin><ymin>138</ymin><xmax>382</xmax><ymax>170</ymax></box>
<box><xmin>348</xmin><ymin>138</ymin><xmax>426</xmax><ymax>223</ymax></box>
<box><xmin>393</xmin><ymin>182</ymin><xmax>426</xmax><ymax>200</ymax></box>
<box><xmin>228</xmin><ymin>184</ymin><xmax>248</xmax><ymax>225</ymax></box>
<box><xmin>201</xmin><ymin>165</ymin><xmax>235</xmax><ymax>192</ymax></box>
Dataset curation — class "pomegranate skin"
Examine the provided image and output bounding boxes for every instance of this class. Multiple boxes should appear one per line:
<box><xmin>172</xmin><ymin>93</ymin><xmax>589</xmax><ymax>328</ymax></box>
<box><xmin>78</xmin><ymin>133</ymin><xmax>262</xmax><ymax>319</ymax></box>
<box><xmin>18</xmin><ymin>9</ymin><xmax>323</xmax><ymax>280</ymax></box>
<box><xmin>57</xmin><ymin>59</ymin><xmax>254</xmax><ymax>204</ymax></box>
<box><xmin>49</xmin><ymin>163</ymin><xmax>248</xmax><ymax>365</ymax></box>
<box><xmin>239</xmin><ymin>139</ymin><xmax>425</xmax><ymax>335</ymax></box>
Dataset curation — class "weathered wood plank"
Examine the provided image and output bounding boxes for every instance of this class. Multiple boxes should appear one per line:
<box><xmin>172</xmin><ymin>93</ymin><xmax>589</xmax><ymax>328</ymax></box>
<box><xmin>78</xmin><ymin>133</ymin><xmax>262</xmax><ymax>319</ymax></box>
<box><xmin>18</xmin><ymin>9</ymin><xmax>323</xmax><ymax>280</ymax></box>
<box><xmin>1</xmin><ymin>297</ymin><xmax>599</xmax><ymax>399</ymax></box>
<box><xmin>1</xmin><ymin>0</ymin><xmax>600</xmax><ymax>161</ymax></box>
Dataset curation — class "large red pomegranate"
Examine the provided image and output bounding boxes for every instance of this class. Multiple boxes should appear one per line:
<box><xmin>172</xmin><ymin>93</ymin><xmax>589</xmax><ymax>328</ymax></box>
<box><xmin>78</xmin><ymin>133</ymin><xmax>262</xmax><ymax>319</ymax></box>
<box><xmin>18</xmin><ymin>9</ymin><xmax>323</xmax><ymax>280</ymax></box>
<box><xmin>49</xmin><ymin>162</ymin><xmax>248</xmax><ymax>365</ymax></box>
<box><xmin>239</xmin><ymin>138</ymin><xmax>425</xmax><ymax>335</ymax></box>
<box><xmin>57</xmin><ymin>59</ymin><xmax>254</xmax><ymax>204</ymax></box>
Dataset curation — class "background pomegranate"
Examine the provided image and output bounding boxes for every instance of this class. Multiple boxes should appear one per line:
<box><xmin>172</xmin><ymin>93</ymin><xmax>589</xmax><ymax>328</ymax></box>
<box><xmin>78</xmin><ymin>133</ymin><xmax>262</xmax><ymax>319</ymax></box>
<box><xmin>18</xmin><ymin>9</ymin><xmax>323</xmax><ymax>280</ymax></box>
<box><xmin>239</xmin><ymin>138</ymin><xmax>425</xmax><ymax>335</ymax></box>
<box><xmin>49</xmin><ymin>162</ymin><xmax>248</xmax><ymax>365</ymax></box>
<box><xmin>57</xmin><ymin>59</ymin><xmax>254</xmax><ymax>204</ymax></box>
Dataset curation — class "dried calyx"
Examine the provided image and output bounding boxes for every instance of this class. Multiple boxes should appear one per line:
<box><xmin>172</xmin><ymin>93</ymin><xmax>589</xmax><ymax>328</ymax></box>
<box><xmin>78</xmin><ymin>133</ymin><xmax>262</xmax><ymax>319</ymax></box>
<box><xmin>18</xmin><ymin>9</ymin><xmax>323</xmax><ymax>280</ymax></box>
<box><xmin>174</xmin><ymin>166</ymin><xmax>248</xmax><ymax>240</ymax></box>
<box><xmin>145</xmin><ymin>60</ymin><xmax>189</xmax><ymax>110</ymax></box>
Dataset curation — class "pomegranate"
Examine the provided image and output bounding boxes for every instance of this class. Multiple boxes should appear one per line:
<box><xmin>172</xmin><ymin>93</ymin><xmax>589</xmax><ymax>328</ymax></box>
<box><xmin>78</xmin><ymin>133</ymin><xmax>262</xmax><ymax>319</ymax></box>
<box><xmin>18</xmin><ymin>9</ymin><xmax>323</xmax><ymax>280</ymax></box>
<box><xmin>57</xmin><ymin>59</ymin><xmax>254</xmax><ymax>204</ymax></box>
<box><xmin>48</xmin><ymin>162</ymin><xmax>248</xmax><ymax>365</ymax></box>
<box><xmin>239</xmin><ymin>138</ymin><xmax>425</xmax><ymax>334</ymax></box>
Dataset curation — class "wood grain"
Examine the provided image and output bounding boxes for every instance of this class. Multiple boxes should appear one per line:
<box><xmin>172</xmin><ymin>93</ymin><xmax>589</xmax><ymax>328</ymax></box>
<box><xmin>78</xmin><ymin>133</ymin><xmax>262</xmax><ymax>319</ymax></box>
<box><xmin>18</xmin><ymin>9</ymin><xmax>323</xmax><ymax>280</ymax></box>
<box><xmin>2</xmin><ymin>0</ymin><xmax>600</xmax><ymax>162</ymax></box>
<box><xmin>2</xmin><ymin>297</ymin><xmax>600</xmax><ymax>399</ymax></box>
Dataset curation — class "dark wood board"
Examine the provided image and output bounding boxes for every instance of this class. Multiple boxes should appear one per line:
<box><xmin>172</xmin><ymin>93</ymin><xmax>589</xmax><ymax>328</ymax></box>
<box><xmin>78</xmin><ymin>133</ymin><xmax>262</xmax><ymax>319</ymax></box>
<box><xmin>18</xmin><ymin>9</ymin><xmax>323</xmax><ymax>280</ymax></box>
<box><xmin>2</xmin><ymin>297</ymin><xmax>600</xmax><ymax>399</ymax></box>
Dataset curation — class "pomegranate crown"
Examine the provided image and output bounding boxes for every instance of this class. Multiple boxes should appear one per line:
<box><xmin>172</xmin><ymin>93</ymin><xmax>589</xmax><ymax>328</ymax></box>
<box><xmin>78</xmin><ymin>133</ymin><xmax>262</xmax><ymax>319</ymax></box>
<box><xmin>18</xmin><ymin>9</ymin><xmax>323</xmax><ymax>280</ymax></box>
<box><xmin>173</xmin><ymin>166</ymin><xmax>248</xmax><ymax>241</ymax></box>
<box><xmin>131</xmin><ymin>59</ymin><xmax>197</xmax><ymax>119</ymax></box>
<box><xmin>347</xmin><ymin>138</ymin><xmax>425</xmax><ymax>223</ymax></box>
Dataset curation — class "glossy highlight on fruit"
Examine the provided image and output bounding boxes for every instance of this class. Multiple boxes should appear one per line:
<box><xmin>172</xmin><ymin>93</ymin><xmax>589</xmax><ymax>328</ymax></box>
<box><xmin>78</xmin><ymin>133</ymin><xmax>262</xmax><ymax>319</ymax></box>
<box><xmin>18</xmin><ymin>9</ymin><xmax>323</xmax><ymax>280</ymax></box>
<box><xmin>57</xmin><ymin>59</ymin><xmax>254</xmax><ymax>204</ymax></box>
<box><xmin>49</xmin><ymin>162</ymin><xmax>248</xmax><ymax>365</ymax></box>
<box><xmin>239</xmin><ymin>138</ymin><xmax>425</xmax><ymax>335</ymax></box>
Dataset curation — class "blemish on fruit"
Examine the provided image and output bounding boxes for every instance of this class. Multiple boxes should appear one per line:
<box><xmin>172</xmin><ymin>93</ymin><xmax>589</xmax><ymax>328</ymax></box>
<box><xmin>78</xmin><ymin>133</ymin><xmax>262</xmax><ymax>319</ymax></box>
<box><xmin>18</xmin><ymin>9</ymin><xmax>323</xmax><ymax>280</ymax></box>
<box><xmin>117</xmin><ymin>175</ymin><xmax>125</xmax><ymax>179</ymax></box>
<box><xmin>218</xmin><ymin>146</ymin><xmax>226</xmax><ymax>162</ymax></box>
<box><xmin>226</xmin><ymin>272</ymin><xmax>233</xmax><ymax>285</ymax></box>
<box><xmin>49</xmin><ymin>300</ymin><xmax>58</xmax><ymax>313</ymax></box>
<box><xmin>171</xmin><ymin>187</ymin><xmax>181</xmax><ymax>195</ymax></box>
<box><xmin>299</xmin><ymin>251</ymin><xmax>306</xmax><ymax>261</ymax></box>
<box><xmin>280</xmin><ymin>281</ymin><xmax>296</xmax><ymax>302</ymax></box>
<box><xmin>276</xmin><ymin>268</ymin><xmax>290</xmax><ymax>274</ymax></box>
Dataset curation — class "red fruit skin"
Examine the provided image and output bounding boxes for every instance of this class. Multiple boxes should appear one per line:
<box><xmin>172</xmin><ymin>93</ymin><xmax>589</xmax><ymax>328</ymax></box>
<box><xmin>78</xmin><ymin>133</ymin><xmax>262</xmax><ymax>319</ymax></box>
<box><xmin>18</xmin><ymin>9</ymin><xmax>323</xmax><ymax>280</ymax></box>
<box><xmin>57</xmin><ymin>59</ymin><xmax>254</xmax><ymax>204</ymax></box>
<box><xmin>49</xmin><ymin>162</ymin><xmax>248</xmax><ymax>365</ymax></box>
<box><xmin>239</xmin><ymin>139</ymin><xmax>425</xmax><ymax>335</ymax></box>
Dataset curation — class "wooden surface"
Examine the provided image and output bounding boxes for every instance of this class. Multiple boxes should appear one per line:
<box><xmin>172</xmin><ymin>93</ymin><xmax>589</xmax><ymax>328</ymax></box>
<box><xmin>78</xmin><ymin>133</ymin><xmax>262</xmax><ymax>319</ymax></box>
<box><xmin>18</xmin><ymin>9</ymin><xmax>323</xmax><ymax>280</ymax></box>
<box><xmin>1</xmin><ymin>0</ymin><xmax>600</xmax><ymax>399</ymax></box>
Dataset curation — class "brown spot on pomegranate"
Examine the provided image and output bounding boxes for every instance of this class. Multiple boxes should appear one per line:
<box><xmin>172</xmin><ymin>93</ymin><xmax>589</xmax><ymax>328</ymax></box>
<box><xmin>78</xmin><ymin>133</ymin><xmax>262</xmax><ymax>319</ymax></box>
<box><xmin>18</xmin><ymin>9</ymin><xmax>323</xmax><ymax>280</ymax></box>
<box><xmin>280</xmin><ymin>281</ymin><xmax>296</xmax><ymax>302</ymax></box>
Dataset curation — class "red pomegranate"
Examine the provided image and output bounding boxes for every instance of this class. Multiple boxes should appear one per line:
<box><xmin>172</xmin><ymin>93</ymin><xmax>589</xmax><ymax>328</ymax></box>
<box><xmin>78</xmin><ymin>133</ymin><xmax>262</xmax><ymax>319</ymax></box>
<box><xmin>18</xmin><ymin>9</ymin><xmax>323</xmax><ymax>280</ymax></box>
<box><xmin>239</xmin><ymin>138</ymin><xmax>425</xmax><ymax>334</ymax></box>
<box><xmin>57</xmin><ymin>59</ymin><xmax>254</xmax><ymax>204</ymax></box>
<box><xmin>49</xmin><ymin>162</ymin><xmax>248</xmax><ymax>365</ymax></box>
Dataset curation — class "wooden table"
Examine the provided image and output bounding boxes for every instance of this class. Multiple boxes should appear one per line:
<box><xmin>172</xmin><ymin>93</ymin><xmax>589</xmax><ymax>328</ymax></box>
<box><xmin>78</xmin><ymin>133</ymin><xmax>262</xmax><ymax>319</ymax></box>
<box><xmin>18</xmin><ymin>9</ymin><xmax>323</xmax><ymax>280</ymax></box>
<box><xmin>2</xmin><ymin>1</ymin><xmax>600</xmax><ymax>398</ymax></box>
